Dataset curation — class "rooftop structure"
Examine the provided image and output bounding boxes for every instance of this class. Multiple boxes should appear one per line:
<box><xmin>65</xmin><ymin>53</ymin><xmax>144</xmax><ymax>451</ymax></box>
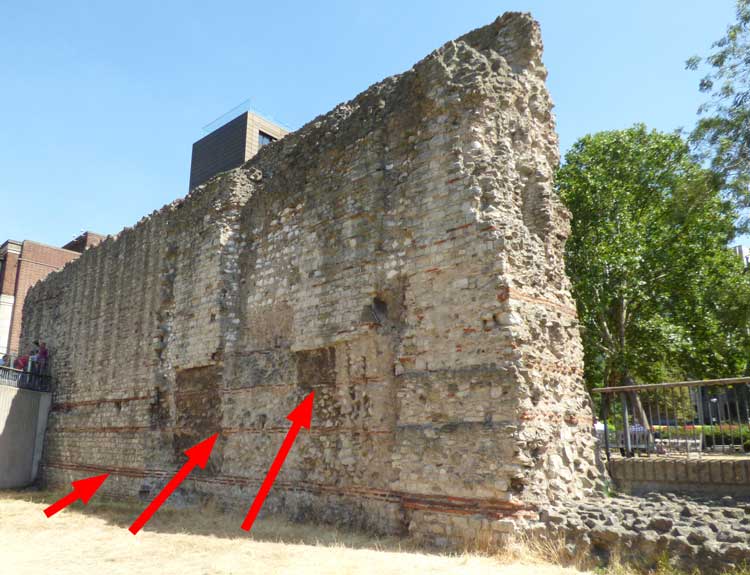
<box><xmin>62</xmin><ymin>231</ymin><xmax>106</xmax><ymax>253</ymax></box>
<box><xmin>188</xmin><ymin>111</ymin><xmax>288</xmax><ymax>189</ymax></box>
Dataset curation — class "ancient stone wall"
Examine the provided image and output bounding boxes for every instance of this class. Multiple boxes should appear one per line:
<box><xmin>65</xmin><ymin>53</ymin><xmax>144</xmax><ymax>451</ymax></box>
<box><xmin>22</xmin><ymin>12</ymin><xmax>601</xmax><ymax>544</ymax></box>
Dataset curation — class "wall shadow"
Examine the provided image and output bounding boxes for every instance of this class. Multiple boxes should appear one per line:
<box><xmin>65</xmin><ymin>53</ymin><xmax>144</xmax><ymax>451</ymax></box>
<box><xmin>0</xmin><ymin>385</ymin><xmax>43</xmax><ymax>488</ymax></box>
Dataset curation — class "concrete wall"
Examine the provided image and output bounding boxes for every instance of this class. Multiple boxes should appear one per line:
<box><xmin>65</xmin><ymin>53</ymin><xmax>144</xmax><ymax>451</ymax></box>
<box><xmin>21</xmin><ymin>12</ymin><xmax>601</xmax><ymax>545</ymax></box>
<box><xmin>0</xmin><ymin>385</ymin><xmax>51</xmax><ymax>488</ymax></box>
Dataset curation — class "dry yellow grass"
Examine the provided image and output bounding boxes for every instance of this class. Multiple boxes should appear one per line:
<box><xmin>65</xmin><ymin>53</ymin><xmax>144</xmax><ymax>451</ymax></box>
<box><xmin>0</xmin><ymin>489</ymin><xmax>589</xmax><ymax>575</ymax></box>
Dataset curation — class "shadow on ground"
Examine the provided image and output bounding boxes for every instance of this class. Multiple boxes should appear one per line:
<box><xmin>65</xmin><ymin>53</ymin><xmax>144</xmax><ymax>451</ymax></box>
<box><xmin>1</xmin><ymin>487</ymin><xmax>425</xmax><ymax>554</ymax></box>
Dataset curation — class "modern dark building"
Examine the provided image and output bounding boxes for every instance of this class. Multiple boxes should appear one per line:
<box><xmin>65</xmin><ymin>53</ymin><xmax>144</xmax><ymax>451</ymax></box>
<box><xmin>189</xmin><ymin>111</ymin><xmax>288</xmax><ymax>189</ymax></box>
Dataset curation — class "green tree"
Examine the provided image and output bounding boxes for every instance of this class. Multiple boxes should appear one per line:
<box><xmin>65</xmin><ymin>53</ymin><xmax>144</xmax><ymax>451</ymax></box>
<box><xmin>557</xmin><ymin>125</ymin><xmax>750</xmax><ymax>396</ymax></box>
<box><xmin>687</xmin><ymin>0</ymin><xmax>750</xmax><ymax>223</ymax></box>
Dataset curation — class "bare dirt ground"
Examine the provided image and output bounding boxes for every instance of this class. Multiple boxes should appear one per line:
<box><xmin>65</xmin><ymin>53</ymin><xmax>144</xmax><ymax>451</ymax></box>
<box><xmin>0</xmin><ymin>490</ymin><xmax>588</xmax><ymax>575</ymax></box>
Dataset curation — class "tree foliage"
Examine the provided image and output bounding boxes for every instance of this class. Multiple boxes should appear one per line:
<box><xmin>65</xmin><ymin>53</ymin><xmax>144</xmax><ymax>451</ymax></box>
<box><xmin>557</xmin><ymin>125</ymin><xmax>750</xmax><ymax>391</ymax></box>
<box><xmin>687</xmin><ymin>0</ymin><xmax>750</xmax><ymax>224</ymax></box>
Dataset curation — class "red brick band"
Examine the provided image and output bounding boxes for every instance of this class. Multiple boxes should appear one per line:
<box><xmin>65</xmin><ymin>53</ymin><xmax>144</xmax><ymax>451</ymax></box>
<box><xmin>44</xmin><ymin>460</ymin><xmax>531</xmax><ymax>519</ymax></box>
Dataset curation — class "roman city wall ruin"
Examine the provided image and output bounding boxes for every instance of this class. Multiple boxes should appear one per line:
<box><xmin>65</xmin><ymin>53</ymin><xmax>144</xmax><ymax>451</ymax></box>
<box><xmin>21</xmin><ymin>12</ymin><xmax>602</xmax><ymax>544</ymax></box>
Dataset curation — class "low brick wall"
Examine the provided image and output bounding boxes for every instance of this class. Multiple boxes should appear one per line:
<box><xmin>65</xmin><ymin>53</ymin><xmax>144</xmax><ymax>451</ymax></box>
<box><xmin>609</xmin><ymin>457</ymin><xmax>750</xmax><ymax>497</ymax></box>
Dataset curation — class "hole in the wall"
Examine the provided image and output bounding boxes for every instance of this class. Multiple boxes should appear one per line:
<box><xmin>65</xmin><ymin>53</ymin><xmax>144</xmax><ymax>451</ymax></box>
<box><xmin>510</xmin><ymin>477</ymin><xmax>526</xmax><ymax>494</ymax></box>
<box><xmin>531</xmin><ymin>388</ymin><xmax>542</xmax><ymax>406</ymax></box>
<box><xmin>363</xmin><ymin>277</ymin><xmax>407</xmax><ymax>328</ymax></box>
<box><xmin>372</xmin><ymin>297</ymin><xmax>388</xmax><ymax>323</ymax></box>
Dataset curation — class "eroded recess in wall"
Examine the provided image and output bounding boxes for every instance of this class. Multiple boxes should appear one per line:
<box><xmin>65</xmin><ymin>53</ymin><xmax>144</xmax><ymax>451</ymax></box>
<box><xmin>295</xmin><ymin>347</ymin><xmax>336</xmax><ymax>390</ymax></box>
<box><xmin>173</xmin><ymin>364</ymin><xmax>223</xmax><ymax>474</ymax></box>
<box><xmin>363</xmin><ymin>276</ymin><xmax>407</xmax><ymax>330</ymax></box>
<box><xmin>149</xmin><ymin>386</ymin><xmax>170</xmax><ymax>430</ymax></box>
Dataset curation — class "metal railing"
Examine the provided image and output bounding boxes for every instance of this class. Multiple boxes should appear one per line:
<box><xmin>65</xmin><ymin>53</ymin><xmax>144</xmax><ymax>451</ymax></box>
<box><xmin>0</xmin><ymin>351</ymin><xmax>51</xmax><ymax>393</ymax></box>
<box><xmin>592</xmin><ymin>377</ymin><xmax>750</xmax><ymax>461</ymax></box>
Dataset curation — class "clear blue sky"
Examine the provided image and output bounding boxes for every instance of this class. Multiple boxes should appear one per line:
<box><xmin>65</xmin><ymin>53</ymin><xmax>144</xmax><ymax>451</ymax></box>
<box><xmin>0</xmin><ymin>1</ymin><xmax>739</xmax><ymax>247</ymax></box>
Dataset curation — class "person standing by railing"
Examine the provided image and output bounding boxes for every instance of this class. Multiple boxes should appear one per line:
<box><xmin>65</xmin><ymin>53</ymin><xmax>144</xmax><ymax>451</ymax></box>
<box><xmin>13</xmin><ymin>353</ymin><xmax>29</xmax><ymax>371</ymax></box>
<box><xmin>12</xmin><ymin>351</ymin><xmax>30</xmax><ymax>387</ymax></box>
<box><xmin>36</xmin><ymin>341</ymin><xmax>48</xmax><ymax>374</ymax></box>
<box><xmin>28</xmin><ymin>341</ymin><xmax>48</xmax><ymax>390</ymax></box>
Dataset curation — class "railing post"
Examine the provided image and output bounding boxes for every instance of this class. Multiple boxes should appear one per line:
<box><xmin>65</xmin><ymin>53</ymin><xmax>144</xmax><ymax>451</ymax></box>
<box><xmin>697</xmin><ymin>385</ymin><xmax>706</xmax><ymax>453</ymax></box>
<box><xmin>733</xmin><ymin>385</ymin><xmax>743</xmax><ymax>453</ymax></box>
<box><xmin>622</xmin><ymin>392</ymin><xmax>633</xmax><ymax>457</ymax></box>
<box><xmin>602</xmin><ymin>393</ymin><xmax>611</xmax><ymax>464</ymax></box>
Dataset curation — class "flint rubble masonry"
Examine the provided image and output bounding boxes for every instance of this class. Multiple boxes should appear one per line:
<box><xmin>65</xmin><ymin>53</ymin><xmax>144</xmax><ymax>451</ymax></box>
<box><xmin>21</xmin><ymin>12</ymin><xmax>602</xmax><ymax>544</ymax></box>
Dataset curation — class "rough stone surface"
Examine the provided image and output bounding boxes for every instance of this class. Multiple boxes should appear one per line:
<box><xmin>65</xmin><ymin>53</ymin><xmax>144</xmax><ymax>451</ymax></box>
<box><xmin>530</xmin><ymin>493</ymin><xmax>750</xmax><ymax>572</ymax></box>
<box><xmin>21</xmin><ymin>12</ymin><xmax>602</xmax><ymax>543</ymax></box>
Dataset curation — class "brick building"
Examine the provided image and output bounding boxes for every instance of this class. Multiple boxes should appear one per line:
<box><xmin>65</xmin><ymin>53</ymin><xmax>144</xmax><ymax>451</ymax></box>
<box><xmin>0</xmin><ymin>231</ymin><xmax>104</xmax><ymax>355</ymax></box>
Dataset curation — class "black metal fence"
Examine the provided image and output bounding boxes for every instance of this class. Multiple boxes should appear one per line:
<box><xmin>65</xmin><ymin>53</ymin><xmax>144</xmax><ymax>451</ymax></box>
<box><xmin>0</xmin><ymin>351</ymin><xmax>51</xmax><ymax>393</ymax></box>
<box><xmin>592</xmin><ymin>377</ymin><xmax>750</xmax><ymax>460</ymax></box>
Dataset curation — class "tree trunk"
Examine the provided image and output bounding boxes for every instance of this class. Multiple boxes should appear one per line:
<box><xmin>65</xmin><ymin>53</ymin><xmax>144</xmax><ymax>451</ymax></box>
<box><xmin>623</xmin><ymin>374</ymin><xmax>654</xmax><ymax>452</ymax></box>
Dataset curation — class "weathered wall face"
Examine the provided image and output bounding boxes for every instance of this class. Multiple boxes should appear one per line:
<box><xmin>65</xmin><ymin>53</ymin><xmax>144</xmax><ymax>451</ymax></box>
<box><xmin>22</xmin><ymin>12</ymin><xmax>601</xmax><ymax>544</ymax></box>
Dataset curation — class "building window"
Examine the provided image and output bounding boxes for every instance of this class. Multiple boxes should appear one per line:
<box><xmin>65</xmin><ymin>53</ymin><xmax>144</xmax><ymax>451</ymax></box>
<box><xmin>258</xmin><ymin>131</ymin><xmax>276</xmax><ymax>148</ymax></box>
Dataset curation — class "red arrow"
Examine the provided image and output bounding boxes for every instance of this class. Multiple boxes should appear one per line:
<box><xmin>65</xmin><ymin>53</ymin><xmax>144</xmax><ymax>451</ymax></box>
<box><xmin>241</xmin><ymin>391</ymin><xmax>314</xmax><ymax>532</ymax></box>
<box><xmin>129</xmin><ymin>433</ymin><xmax>218</xmax><ymax>535</ymax></box>
<box><xmin>43</xmin><ymin>473</ymin><xmax>109</xmax><ymax>517</ymax></box>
